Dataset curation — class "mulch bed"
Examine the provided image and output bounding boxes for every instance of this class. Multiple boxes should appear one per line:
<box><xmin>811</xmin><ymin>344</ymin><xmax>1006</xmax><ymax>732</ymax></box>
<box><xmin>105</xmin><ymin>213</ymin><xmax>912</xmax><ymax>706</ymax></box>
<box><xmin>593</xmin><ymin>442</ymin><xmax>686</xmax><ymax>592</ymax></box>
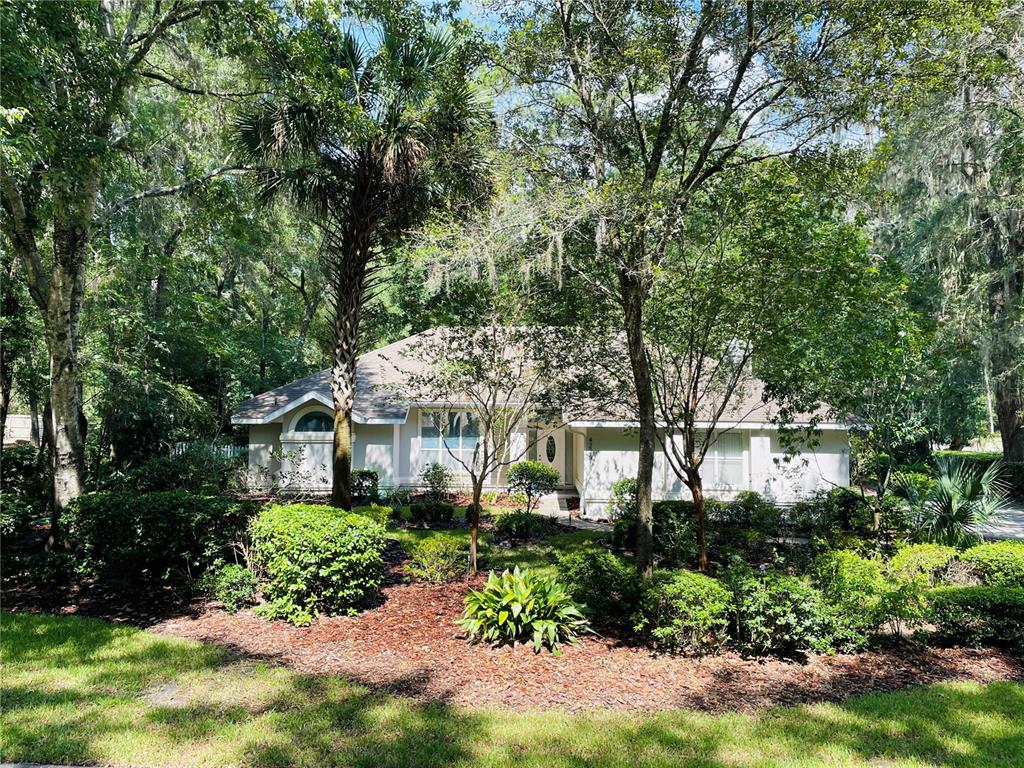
<box><xmin>7</xmin><ymin>543</ymin><xmax>1023</xmax><ymax>713</ymax></box>
<box><xmin>151</xmin><ymin>554</ymin><xmax>1024</xmax><ymax>713</ymax></box>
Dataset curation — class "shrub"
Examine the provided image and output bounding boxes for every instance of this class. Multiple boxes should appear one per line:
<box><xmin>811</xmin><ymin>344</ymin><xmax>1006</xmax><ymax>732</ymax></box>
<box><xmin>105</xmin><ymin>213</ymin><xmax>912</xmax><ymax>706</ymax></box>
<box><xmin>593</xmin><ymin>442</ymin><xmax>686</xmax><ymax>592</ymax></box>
<box><xmin>381</xmin><ymin>486</ymin><xmax>412</xmax><ymax>507</ymax></box>
<box><xmin>611</xmin><ymin>497</ymin><xmax>700</xmax><ymax>566</ymax></box>
<box><xmin>960</xmin><ymin>541</ymin><xmax>1024</xmax><ymax>588</ymax></box>
<box><xmin>557</xmin><ymin>549</ymin><xmax>640</xmax><ymax>629</ymax></box>
<box><xmin>722</xmin><ymin>566</ymin><xmax>829</xmax><ymax>656</ymax></box>
<box><xmin>811</xmin><ymin>549</ymin><xmax>887</xmax><ymax>650</ymax></box>
<box><xmin>0</xmin><ymin>493</ymin><xmax>39</xmax><ymax>543</ymax></box>
<box><xmin>608</xmin><ymin>477</ymin><xmax>637</xmax><ymax>521</ymax></box>
<box><xmin>355</xmin><ymin>503</ymin><xmax>395</xmax><ymax>527</ymax></box>
<box><xmin>100</xmin><ymin>444</ymin><xmax>243</xmax><ymax>494</ymax></box>
<box><xmin>405</xmin><ymin>534</ymin><xmax>468</xmax><ymax>583</ymax></box>
<box><xmin>250</xmin><ymin>504</ymin><xmax>387</xmax><ymax>625</ymax></box>
<box><xmin>409</xmin><ymin>499</ymin><xmax>455</xmax><ymax>526</ymax></box>
<box><xmin>351</xmin><ymin>470</ymin><xmax>379</xmax><ymax>502</ymax></box>
<box><xmin>633</xmin><ymin>570</ymin><xmax>732</xmax><ymax>653</ymax></box>
<box><xmin>507</xmin><ymin>461</ymin><xmax>561</xmax><ymax>514</ymax></box>
<box><xmin>64</xmin><ymin>492</ymin><xmax>255</xmax><ymax>583</ymax></box>
<box><xmin>458</xmin><ymin>567</ymin><xmax>589</xmax><ymax>654</ymax></box>
<box><xmin>493</xmin><ymin>509</ymin><xmax>559</xmax><ymax>542</ymax></box>
<box><xmin>1</xmin><ymin>445</ymin><xmax>46</xmax><ymax>499</ymax></box>
<box><xmin>926</xmin><ymin>586</ymin><xmax>1024</xmax><ymax>651</ymax></box>
<box><xmin>791</xmin><ymin>488</ymin><xmax>910</xmax><ymax>556</ymax></box>
<box><xmin>418</xmin><ymin>462</ymin><xmax>454</xmax><ymax>500</ymax></box>
<box><xmin>200</xmin><ymin>563</ymin><xmax>258</xmax><ymax>613</ymax></box>
<box><xmin>715</xmin><ymin>491</ymin><xmax>784</xmax><ymax>532</ymax></box>
<box><xmin>887</xmin><ymin>544</ymin><xmax>957</xmax><ymax>586</ymax></box>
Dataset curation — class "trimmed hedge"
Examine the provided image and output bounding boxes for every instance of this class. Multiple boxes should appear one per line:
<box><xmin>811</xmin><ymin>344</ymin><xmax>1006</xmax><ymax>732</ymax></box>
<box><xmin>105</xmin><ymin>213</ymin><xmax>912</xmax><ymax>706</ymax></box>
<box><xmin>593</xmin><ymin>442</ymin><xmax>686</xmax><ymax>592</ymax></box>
<box><xmin>493</xmin><ymin>509</ymin><xmax>560</xmax><ymax>543</ymax></box>
<box><xmin>64</xmin><ymin>492</ymin><xmax>255</xmax><ymax>583</ymax></box>
<box><xmin>961</xmin><ymin>541</ymin><xmax>1024</xmax><ymax>588</ymax></box>
<box><xmin>409</xmin><ymin>499</ymin><xmax>455</xmax><ymax>526</ymax></box>
<box><xmin>887</xmin><ymin>544</ymin><xmax>957</xmax><ymax>585</ymax></box>
<box><xmin>926</xmin><ymin>585</ymin><xmax>1024</xmax><ymax>651</ymax></box>
<box><xmin>251</xmin><ymin>503</ymin><xmax>387</xmax><ymax>625</ymax></box>
<box><xmin>723</xmin><ymin>566</ymin><xmax>830</xmax><ymax>656</ymax></box>
<box><xmin>633</xmin><ymin>570</ymin><xmax>731</xmax><ymax>653</ymax></box>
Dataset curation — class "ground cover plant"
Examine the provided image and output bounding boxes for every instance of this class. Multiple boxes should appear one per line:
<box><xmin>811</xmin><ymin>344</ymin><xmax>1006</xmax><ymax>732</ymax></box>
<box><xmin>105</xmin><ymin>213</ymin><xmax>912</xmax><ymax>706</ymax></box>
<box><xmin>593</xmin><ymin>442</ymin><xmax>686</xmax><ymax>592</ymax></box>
<box><xmin>2</xmin><ymin>612</ymin><xmax>1024</xmax><ymax>768</ymax></box>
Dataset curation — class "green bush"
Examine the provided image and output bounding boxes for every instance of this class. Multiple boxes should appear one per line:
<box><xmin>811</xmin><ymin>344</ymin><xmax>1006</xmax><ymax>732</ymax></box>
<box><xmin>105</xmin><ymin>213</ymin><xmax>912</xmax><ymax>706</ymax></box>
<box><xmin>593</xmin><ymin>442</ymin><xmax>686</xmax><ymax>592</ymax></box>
<box><xmin>633</xmin><ymin>570</ymin><xmax>732</xmax><ymax>654</ymax></box>
<box><xmin>493</xmin><ymin>509</ymin><xmax>559</xmax><ymax>542</ymax></box>
<box><xmin>887</xmin><ymin>544</ymin><xmax>957</xmax><ymax>586</ymax></box>
<box><xmin>64</xmin><ymin>492</ymin><xmax>255</xmax><ymax>583</ymax></box>
<box><xmin>409</xmin><ymin>499</ymin><xmax>455</xmax><ymax>526</ymax></box>
<box><xmin>961</xmin><ymin>541</ymin><xmax>1024</xmax><ymax>588</ymax></box>
<box><xmin>791</xmin><ymin>488</ymin><xmax>911</xmax><ymax>555</ymax></box>
<box><xmin>507</xmin><ymin>461</ymin><xmax>561</xmax><ymax>514</ymax></box>
<box><xmin>926</xmin><ymin>585</ymin><xmax>1024</xmax><ymax>651</ymax></box>
<box><xmin>351</xmin><ymin>470</ymin><xmax>379</xmax><ymax>502</ymax></box>
<box><xmin>406</xmin><ymin>534</ymin><xmax>468</xmax><ymax>583</ymax></box>
<box><xmin>100</xmin><ymin>444</ymin><xmax>243</xmax><ymax>494</ymax></box>
<box><xmin>0</xmin><ymin>493</ymin><xmax>40</xmax><ymax>543</ymax></box>
<box><xmin>250</xmin><ymin>504</ymin><xmax>387</xmax><ymax>625</ymax></box>
<box><xmin>0</xmin><ymin>444</ymin><xmax>45</xmax><ymax>498</ymax></box>
<box><xmin>355</xmin><ymin>503</ymin><xmax>395</xmax><ymax>527</ymax></box>
<box><xmin>611</xmin><ymin>496</ymin><xmax>702</xmax><ymax>566</ymax></box>
<box><xmin>557</xmin><ymin>549</ymin><xmax>640</xmax><ymax>629</ymax></box>
<box><xmin>199</xmin><ymin>563</ymin><xmax>258</xmax><ymax>613</ymax></box>
<box><xmin>458</xmin><ymin>567</ymin><xmax>589</xmax><ymax>654</ymax></box>
<box><xmin>722</xmin><ymin>566</ymin><xmax>829</xmax><ymax>656</ymax></box>
<box><xmin>418</xmin><ymin>462</ymin><xmax>454</xmax><ymax>500</ymax></box>
<box><xmin>811</xmin><ymin>549</ymin><xmax>887</xmax><ymax>650</ymax></box>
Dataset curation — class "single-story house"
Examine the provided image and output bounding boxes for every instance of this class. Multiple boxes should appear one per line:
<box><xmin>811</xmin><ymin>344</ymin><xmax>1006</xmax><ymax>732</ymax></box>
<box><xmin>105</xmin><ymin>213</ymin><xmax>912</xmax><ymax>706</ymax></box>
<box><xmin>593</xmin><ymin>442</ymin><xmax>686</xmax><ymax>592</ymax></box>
<box><xmin>231</xmin><ymin>330</ymin><xmax>850</xmax><ymax>519</ymax></box>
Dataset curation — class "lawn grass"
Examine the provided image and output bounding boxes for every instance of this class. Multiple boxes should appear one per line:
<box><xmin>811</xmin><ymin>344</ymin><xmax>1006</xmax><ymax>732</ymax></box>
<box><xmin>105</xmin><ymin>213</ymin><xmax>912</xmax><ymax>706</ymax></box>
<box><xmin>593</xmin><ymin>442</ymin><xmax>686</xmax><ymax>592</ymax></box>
<box><xmin>3</xmin><ymin>612</ymin><xmax>1023</xmax><ymax>767</ymax></box>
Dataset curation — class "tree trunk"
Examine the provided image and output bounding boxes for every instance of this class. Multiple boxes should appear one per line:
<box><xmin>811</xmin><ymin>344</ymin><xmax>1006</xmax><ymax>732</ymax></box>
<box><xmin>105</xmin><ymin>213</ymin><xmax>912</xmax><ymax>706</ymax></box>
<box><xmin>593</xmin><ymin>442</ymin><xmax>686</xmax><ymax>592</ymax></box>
<box><xmin>620</xmin><ymin>271</ymin><xmax>655</xmax><ymax>579</ymax></box>
<box><xmin>995</xmin><ymin>372</ymin><xmax>1023</xmax><ymax>462</ymax></box>
<box><xmin>469</xmin><ymin>475</ymin><xmax>484</xmax><ymax>576</ymax></box>
<box><xmin>682</xmin><ymin>468</ymin><xmax>709</xmax><ymax>572</ymax></box>
<box><xmin>329</xmin><ymin>238</ymin><xmax>369</xmax><ymax>509</ymax></box>
<box><xmin>45</xmin><ymin>219</ymin><xmax>88</xmax><ymax>544</ymax></box>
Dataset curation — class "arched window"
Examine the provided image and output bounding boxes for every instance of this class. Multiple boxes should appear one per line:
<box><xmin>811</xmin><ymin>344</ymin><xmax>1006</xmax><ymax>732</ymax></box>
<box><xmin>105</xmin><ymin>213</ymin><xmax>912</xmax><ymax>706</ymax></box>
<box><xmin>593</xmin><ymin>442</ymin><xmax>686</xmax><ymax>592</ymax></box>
<box><xmin>295</xmin><ymin>411</ymin><xmax>333</xmax><ymax>432</ymax></box>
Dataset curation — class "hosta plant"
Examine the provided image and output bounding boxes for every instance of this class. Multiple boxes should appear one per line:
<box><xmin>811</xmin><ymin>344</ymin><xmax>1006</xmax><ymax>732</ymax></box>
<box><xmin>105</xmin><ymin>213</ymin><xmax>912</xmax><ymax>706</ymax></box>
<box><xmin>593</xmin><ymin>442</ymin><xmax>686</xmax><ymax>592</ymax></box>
<box><xmin>458</xmin><ymin>567</ymin><xmax>589</xmax><ymax>654</ymax></box>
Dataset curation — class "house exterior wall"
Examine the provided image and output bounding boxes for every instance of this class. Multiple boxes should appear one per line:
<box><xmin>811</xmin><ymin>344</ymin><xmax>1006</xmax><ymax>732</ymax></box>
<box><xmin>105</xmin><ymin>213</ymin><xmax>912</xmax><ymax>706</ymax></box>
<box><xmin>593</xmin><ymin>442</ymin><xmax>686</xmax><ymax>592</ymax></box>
<box><xmin>577</xmin><ymin>426</ymin><xmax>850</xmax><ymax>520</ymax></box>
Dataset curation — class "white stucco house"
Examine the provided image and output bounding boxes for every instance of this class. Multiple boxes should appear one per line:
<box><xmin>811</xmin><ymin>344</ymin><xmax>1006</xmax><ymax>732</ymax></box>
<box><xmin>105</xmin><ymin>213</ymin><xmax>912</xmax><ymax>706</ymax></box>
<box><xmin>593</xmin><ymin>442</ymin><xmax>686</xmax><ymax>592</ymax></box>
<box><xmin>231</xmin><ymin>330</ymin><xmax>851</xmax><ymax>519</ymax></box>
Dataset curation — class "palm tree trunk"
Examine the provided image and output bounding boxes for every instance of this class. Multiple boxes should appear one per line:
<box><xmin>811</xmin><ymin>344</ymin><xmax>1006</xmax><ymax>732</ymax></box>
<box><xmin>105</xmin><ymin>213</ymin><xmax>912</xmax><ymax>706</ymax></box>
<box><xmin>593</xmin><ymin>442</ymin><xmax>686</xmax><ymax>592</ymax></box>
<box><xmin>329</xmin><ymin>235</ymin><xmax>370</xmax><ymax>509</ymax></box>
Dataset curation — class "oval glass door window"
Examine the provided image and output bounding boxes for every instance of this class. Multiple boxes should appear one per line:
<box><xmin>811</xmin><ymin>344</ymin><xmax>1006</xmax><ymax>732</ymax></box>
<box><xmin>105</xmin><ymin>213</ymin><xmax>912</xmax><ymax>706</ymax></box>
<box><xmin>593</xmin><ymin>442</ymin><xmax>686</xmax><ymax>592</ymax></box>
<box><xmin>545</xmin><ymin>435</ymin><xmax>557</xmax><ymax>463</ymax></box>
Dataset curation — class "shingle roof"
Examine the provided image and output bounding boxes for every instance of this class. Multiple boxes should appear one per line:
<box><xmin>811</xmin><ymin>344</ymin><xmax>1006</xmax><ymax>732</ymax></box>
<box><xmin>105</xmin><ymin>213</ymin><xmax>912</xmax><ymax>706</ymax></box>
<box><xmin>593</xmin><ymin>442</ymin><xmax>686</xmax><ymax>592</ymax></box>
<box><xmin>231</xmin><ymin>332</ymin><xmax>435</xmax><ymax>425</ymax></box>
<box><xmin>232</xmin><ymin>329</ymin><xmax>841</xmax><ymax>428</ymax></box>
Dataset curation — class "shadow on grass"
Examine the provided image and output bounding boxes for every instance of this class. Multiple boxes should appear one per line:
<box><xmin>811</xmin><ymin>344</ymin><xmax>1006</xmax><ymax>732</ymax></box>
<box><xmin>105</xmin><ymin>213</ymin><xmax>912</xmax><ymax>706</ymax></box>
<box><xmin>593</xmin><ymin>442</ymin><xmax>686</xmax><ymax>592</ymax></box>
<box><xmin>3</xmin><ymin>611</ymin><xmax>1023</xmax><ymax>768</ymax></box>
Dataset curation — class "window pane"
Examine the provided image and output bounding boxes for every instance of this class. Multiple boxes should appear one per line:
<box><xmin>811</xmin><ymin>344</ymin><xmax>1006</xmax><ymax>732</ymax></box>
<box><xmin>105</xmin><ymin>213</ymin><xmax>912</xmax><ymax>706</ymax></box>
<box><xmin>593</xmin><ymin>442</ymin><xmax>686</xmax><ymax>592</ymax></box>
<box><xmin>296</xmin><ymin>412</ymin><xmax>332</xmax><ymax>432</ymax></box>
<box><xmin>719</xmin><ymin>458</ymin><xmax>744</xmax><ymax>487</ymax></box>
<box><xmin>421</xmin><ymin>413</ymin><xmax>441</xmax><ymax>450</ymax></box>
<box><xmin>461</xmin><ymin>413</ymin><xmax>480</xmax><ymax>452</ymax></box>
<box><xmin>715</xmin><ymin>432</ymin><xmax>742</xmax><ymax>457</ymax></box>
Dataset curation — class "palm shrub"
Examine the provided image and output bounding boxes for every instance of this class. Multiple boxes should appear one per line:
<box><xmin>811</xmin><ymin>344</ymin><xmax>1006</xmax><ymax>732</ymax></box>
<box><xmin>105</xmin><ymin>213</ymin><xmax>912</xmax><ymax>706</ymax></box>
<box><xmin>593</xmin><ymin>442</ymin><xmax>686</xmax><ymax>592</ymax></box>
<box><xmin>893</xmin><ymin>456</ymin><xmax>1008</xmax><ymax>547</ymax></box>
<box><xmin>960</xmin><ymin>541</ymin><xmax>1024</xmax><ymax>588</ymax></box>
<box><xmin>507</xmin><ymin>461</ymin><xmax>560</xmax><ymax>514</ymax></box>
<box><xmin>406</xmin><ymin>534</ymin><xmax>468</xmax><ymax>583</ymax></box>
<box><xmin>633</xmin><ymin>570</ymin><xmax>732</xmax><ymax>653</ymax></box>
<box><xmin>459</xmin><ymin>567</ymin><xmax>589</xmax><ymax>654</ymax></box>
<box><xmin>250</xmin><ymin>504</ymin><xmax>387</xmax><ymax>625</ymax></box>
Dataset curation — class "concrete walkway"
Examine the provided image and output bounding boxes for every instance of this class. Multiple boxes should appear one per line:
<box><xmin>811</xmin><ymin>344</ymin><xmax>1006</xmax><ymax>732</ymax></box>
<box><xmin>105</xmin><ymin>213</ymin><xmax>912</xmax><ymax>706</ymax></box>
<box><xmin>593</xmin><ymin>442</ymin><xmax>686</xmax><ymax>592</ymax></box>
<box><xmin>535</xmin><ymin>492</ymin><xmax>611</xmax><ymax>531</ymax></box>
<box><xmin>982</xmin><ymin>503</ymin><xmax>1024</xmax><ymax>541</ymax></box>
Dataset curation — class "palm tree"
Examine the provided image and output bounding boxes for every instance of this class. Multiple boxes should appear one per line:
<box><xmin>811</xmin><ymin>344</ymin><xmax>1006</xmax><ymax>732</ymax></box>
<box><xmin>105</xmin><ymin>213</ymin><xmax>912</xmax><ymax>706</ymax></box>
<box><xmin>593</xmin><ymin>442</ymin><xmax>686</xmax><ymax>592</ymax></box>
<box><xmin>894</xmin><ymin>456</ymin><xmax>1009</xmax><ymax>547</ymax></box>
<box><xmin>237</xmin><ymin>21</ymin><xmax>490</xmax><ymax>507</ymax></box>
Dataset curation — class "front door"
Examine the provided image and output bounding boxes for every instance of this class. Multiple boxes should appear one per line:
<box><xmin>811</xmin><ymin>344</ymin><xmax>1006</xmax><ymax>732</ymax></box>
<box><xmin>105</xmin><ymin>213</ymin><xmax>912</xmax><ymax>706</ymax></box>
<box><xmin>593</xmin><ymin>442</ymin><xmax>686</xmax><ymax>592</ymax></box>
<box><xmin>537</xmin><ymin>428</ymin><xmax>566</xmax><ymax>485</ymax></box>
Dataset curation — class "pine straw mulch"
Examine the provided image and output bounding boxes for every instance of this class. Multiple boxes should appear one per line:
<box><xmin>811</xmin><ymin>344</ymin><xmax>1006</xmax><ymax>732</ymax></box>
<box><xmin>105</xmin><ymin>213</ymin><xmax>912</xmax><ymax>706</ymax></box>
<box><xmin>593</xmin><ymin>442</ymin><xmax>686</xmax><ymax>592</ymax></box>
<box><xmin>150</xmin><ymin>552</ymin><xmax>1024</xmax><ymax>713</ymax></box>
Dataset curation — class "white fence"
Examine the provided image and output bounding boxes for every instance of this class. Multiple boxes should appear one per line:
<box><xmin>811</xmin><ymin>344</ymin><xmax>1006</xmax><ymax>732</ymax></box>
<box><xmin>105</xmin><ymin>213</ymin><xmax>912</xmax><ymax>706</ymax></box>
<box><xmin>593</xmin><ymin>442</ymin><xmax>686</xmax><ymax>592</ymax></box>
<box><xmin>171</xmin><ymin>442</ymin><xmax>247</xmax><ymax>459</ymax></box>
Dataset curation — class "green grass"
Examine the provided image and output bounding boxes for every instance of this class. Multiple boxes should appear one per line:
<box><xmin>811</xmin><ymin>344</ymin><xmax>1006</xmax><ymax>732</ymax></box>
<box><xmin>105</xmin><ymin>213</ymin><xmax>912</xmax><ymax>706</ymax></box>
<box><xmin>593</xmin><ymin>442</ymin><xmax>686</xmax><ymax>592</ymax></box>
<box><xmin>387</xmin><ymin>524</ymin><xmax>610</xmax><ymax>578</ymax></box>
<box><xmin>3</xmin><ymin>612</ymin><xmax>1023</xmax><ymax>767</ymax></box>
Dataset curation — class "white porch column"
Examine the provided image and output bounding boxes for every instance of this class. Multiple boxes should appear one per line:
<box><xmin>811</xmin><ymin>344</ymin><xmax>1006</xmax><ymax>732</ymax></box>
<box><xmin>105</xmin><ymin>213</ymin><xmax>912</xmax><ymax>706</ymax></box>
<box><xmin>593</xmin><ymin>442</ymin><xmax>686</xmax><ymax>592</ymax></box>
<box><xmin>392</xmin><ymin>423</ymin><xmax>401</xmax><ymax>485</ymax></box>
